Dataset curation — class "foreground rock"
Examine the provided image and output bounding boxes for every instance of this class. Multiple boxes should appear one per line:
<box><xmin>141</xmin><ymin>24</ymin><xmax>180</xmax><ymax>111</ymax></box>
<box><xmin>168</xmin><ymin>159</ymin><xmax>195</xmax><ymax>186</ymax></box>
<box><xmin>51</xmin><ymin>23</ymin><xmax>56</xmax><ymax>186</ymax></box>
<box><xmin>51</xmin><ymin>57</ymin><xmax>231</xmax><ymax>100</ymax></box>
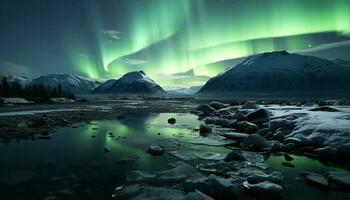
<box><xmin>146</xmin><ymin>144</ymin><xmax>165</xmax><ymax>156</ymax></box>
<box><xmin>240</xmin><ymin>134</ymin><xmax>270</xmax><ymax>151</ymax></box>
<box><xmin>243</xmin><ymin>181</ymin><xmax>283</xmax><ymax>197</ymax></box>
<box><xmin>302</xmin><ymin>172</ymin><xmax>329</xmax><ymax>189</ymax></box>
<box><xmin>235</xmin><ymin>121</ymin><xmax>259</xmax><ymax>134</ymax></box>
<box><xmin>246</xmin><ymin>108</ymin><xmax>270</xmax><ymax>124</ymax></box>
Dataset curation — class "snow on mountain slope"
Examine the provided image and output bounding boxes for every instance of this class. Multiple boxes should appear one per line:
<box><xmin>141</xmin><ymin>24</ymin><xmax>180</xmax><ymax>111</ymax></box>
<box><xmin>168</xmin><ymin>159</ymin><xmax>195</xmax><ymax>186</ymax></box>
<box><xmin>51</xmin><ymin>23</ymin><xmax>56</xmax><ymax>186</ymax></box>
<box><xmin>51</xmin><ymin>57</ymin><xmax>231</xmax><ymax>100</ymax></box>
<box><xmin>198</xmin><ymin>51</ymin><xmax>350</xmax><ymax>95</ymax></box>
<box><xmin>94</xmin><ymin>71</ymin><xmax>166</xmax><ymax>95</ymax></box>
<box><xmin>29</xmin><ymin>74</ymin><xmax>100</xmax><ymax>94</ymax></box>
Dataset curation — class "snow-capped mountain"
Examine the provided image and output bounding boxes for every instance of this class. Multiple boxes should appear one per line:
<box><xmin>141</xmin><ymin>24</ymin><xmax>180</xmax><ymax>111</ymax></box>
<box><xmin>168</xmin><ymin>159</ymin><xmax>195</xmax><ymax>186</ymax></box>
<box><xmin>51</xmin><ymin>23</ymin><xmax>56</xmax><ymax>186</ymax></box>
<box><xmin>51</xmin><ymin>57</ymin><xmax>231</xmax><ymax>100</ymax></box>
<box><xmin>93</xmin><ymin>71</ymin><xmax>166</xmax><ymax>95</ymax></box>
<box><xmin>3</xmin><ymin>75</ymin><xmax>31</xmax><ymax>86</ymax></box>
<box><xmin>29</xmin><ymin>74</ymin><xmax>100</xmax><ymax>94</ymax></box>
<box><xmin>198</xmin><ymin>51</ymin><xmax>350</xmax><ymax>95</ymax></box>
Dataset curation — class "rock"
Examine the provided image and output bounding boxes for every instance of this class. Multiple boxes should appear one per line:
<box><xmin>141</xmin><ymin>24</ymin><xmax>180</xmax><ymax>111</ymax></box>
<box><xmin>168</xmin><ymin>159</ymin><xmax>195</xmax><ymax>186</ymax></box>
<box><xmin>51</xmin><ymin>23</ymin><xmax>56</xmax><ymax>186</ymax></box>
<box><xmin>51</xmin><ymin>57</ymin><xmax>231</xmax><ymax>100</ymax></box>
<box><xmin>304</xmin><ymin>173</ymin><xmax>329</xmax><ymax>189</ymax></box>
<box><xmin>220</xmin><ymin>132</ymin><xmax>249</xmax><ymax>141</ymax></box>
<box><xmin>28</xmin><ymin>118</ymin><xmax>49</xmax><ymax>128</ymax></box>
<box><xmin>246</xmin><ymin>108</ymin><xmax>270</xmax><ymax>124</ymax></box>
<box><xmin>128</xmin><ymin>185</ymin><xmax>186</xmax><ymax>199</ymax></box>
<box><xmin>184</xmin><ymin>176</ymin><xmax>213</xmax><ymax>194</ymax></box>
<box><xmin>112</xmin><ymin>184</ymin><xmax>142</xmax><ymax>199</ymax></box>
<box><xmin>197</xmin><ymin>104</ymin><xmax>215</xmax><ymax>114</ymax></box>
<box><xmin>327</xmin><ymin>171</ymin><xmax>350</xmax><ymax>189</ymax></box>
<box><xmin>273</xmin><ymin>128</ymin><xmax>285</xmax><ymax>142</ymax></box>
<box><xmin>283</xmin><ymin>153</ymin><xmax>294</xmax><ymax>161</ymax></box>
<box><xmin>43</xmin><ymin>196</ymin><xmax>56</xmax><ymax>200</ymax></box>
<box><xmin>309</xmin><ymin>106</ymin><xmax>340</xmax><ymax>112</ymax></box>
<box><xmin>146</xmin><ymin>144</ymin><xmax>164</xmax><ymax>156</ymax></box>
<box><xmin>180</xmin><ymin>135</ymin><xmax>236</xmax><ymax>146</ymax></box>
<box><xmin>209</xmin><ymin>102</ymin><xmax>228</xmax><ymax>110</ymax></box>
<box><xmin>240</xmin><ymin>134</ymin><xmax>270</xmax><ymax>151</ymax></box>
<box><xmin>56</xmin><ymin>189</ymin><xmax>73</xmax><ymax>197</ymax></box>
<box><xmin>204</xmin><ymin>117</ymin><xmax>230</xmax><ymax>126</ymax></box>
<box><xmin>185</xmin><ymin>190</ymin><xmax>214</xmax><ymax>200</ymax></box>
<box><xmin>281</xmin><ymin>162</ymin><xmax>295</xmax><ymax>168</ymax></box>
<box><xmin>199</xmin><ymin>124</ymin><xmax>212</xmax><ymax>135</ymax></box>
<box><xmin>269</xmin><ymin>119</ymin><xmax>295</xmax><ymax>132</ymax></box>
<box><xmin>193</xmin><ymin>152</ymin><xmax>228</xmax><ymax>161</ymax></box>
<box><xmin>168</xmin><ymin>118</ymin><xmax>176</xmax><ymax>124</ymax></box>
<box><xmin>209</xmin><ymin>175</ymin><xmax>239</xmax><ymax>199</ymax></box>
<box><xmin>280</xmin><ymin>143</ymin><xmax>296</xmax><ymax>151</ymax></box>
<box><xmin>241</xmin><ymin>101</ymin><xmax>258</xmax><ymax>109</ymax></box>
<box><xmin>235</xmin><ymin>121</ymin><xmax>259</xmax><ymax>134</ymax></box>
<box><xmin>243</xmin><ymin>181</ymin><xmax>283</xmax><ymax>197</ymax></box>
<box><xmin>232</xmin><ymin>111</ymin><xmax>246</xmax><ymax>121</ymax></box>
<box><xmin>315</xmin><ymin>147</ymin><xmax>338</xmax><ymax>161</ymax></box>
<box><xmin>284</xmin><ymin>137</ymin><xmax>302</xmax><ymax>146</ymax></box>
<box><xmin>224</xmin><ymin>151</ymin><xmax>246</xmax><ymax>162</ymax></box>
<box><xmin>247</xmin><ymin>171</ymin><xmax>284</xmax><ymax>185</ymax></box>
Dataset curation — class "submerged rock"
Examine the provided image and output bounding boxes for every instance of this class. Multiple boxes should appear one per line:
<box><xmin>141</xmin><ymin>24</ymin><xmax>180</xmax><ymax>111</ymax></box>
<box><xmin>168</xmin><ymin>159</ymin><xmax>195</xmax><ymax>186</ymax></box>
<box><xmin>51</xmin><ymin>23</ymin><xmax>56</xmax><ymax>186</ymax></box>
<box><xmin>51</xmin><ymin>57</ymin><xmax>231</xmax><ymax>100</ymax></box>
<box><xmin>327</xmin><ymin>171</ymin><xmax>350</xmax><ymax>189</ymax></box>
<box><xmin>246</xmin><ymin>108</ymin><xmax>270</xmax><ymax>124</ymax></box>
<box><xmin>147</xmin><ymin>144</ymin><xmax>164</xmax><ymax>156</ymax></box>
<box><xmin>304</xmin><ymin>173</ymin><xmax>329</xmax><ymax>189</ymax></box>
<box><xmin>168</xmin><ymin>118</ymin><xmax>176</xmax><ymax>124</ymax></box>
<box><xmin>281</xmin><ymin>162</ymin><xmax>295</xmax><ymax>168</ymax></box>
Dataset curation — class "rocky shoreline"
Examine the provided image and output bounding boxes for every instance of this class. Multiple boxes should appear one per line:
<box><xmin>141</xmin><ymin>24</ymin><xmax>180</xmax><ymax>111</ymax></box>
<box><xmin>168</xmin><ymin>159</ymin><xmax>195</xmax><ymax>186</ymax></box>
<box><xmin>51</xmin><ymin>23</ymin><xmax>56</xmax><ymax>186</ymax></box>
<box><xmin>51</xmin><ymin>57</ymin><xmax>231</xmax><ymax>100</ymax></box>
<box><xmin>1</xmin><ymin>98</ymin><xmax>350</xmax><ymax>199</ymax></box>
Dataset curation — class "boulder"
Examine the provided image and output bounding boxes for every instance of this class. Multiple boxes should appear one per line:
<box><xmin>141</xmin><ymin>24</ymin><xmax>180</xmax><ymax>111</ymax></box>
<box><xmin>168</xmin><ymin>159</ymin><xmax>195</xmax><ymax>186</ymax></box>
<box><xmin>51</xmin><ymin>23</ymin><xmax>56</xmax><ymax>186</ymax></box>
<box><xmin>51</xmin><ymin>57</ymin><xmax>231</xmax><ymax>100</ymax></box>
<box><xmin>241</xmin><ymin>101</ymin><xmax>258</xmax><ymax>109</ymax></box>
<box><xmin>240</xmin><ymin>134</ymin><xmax>270</xmax><ymax>151</ymax></box>
<box><xmin>224</xmin><ymin>151</ymin><xmax>246</xmax><ymax>162</ymax></box>
<box><xmin>243</xmin><ymin>181</ymin><xmax>283</xmax><ymax>197</ymax></box>
<box><xmin>235</xmin><ymin>121</ymin><xmax>259</xmax><ymax>134</ymax></box>
<box><xmin>269</xmin><ymin>119</ymin><xmax>295</xmax><ymax>132</ymax></box>
<box><xmin>247</xmin><ymin>171</ymin><xmax>284</xmax><ymax>185</ymax></box>
<box><xmin>209</xmin><ymin>102</ymin><xmax>228</xmax><ymax>110</ymax></box>
<box><xmin>273</xmin><ymin>128</ymin><xmax>285</xmax><ymax>142</ymax></box>
<box><xmin>327</xmin><ymin>171</ymin><xmax>350</xmax><ymax>189</ymax></box>
<box><xmin>197</xmin><ymin>104</ymin><xmax>215</xmax><ymax>114</ymax></box>
<box><xmin>220</xmin><ymin>132</ymin><xmax>249</xmax><ymax>141</ymax></box>
<box><xmin>199</xmin><ymin>124</ymin><xmax>212</xmax><ymax>136</ymax></box>
<box><xmin>315</xmin><ymin>147</ymin><xmax>338</xmax><ymax>161</ymax></box>
<box><xmin>246</xmin><ymin>108</ymin><xmax>270</xmax><ymax>124</ymax></box>
<box><xmin>304</xmin><ymin>173</ymin><xmax>329</xmax><ymax>189</ymax></box>
<box><xmin>146</xmin><ymin>144</ymin><xmax>165</xmax><ymax>156</ymax></box>
<box><xmin>204</xmin><ymin>117</ymin><xmax>230</xmax><ymax>127</ymax></box>
<box><xmin>168</xmin><ymin>118</ymin><xmax>176</xmax><ymax>124</ymax></box>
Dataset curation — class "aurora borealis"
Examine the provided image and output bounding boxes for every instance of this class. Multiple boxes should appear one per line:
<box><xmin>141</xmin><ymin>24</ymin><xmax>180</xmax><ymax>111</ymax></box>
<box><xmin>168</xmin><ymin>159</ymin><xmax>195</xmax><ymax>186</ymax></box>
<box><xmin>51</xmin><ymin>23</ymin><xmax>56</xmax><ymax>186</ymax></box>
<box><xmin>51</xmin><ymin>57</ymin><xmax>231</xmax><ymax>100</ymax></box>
<box><xmin>1</xmin><ymin>0</ymin><xmax>350</xmax><ymax>87</ymax></box>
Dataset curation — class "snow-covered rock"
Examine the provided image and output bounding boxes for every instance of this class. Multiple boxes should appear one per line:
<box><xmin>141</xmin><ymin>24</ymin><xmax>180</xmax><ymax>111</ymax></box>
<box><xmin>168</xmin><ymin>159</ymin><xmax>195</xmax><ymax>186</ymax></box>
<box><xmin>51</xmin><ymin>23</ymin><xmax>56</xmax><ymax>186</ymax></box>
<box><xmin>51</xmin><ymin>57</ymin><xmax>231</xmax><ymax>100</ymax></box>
<box><xmin>93</xmin><ymin>71</ymin><xmax>166</xmax><ymax>95</ymax></box>
<box><xmin>0</xmin><ymin>97</ymin><xmax>32</xmax><ymax>104</ymax></box>
<box><xmin>29</xmin><ymin>73</ymin><xmax>100</xmax><ymax>94</ymax></box>
<box><xmin>198</xmin><ymin>51</ymin><xmax>350</xmax><ymax>95</ymax></box>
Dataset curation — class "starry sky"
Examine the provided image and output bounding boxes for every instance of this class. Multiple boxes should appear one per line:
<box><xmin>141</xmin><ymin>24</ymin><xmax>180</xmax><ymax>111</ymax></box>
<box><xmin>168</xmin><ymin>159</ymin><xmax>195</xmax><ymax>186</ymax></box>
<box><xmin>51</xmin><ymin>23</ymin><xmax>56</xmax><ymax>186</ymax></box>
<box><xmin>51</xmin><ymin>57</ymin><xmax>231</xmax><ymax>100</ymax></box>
<box><xmin>0</xmin><ymin>0</ymin><xmax>350</xmax><ymax>87</ymax></box>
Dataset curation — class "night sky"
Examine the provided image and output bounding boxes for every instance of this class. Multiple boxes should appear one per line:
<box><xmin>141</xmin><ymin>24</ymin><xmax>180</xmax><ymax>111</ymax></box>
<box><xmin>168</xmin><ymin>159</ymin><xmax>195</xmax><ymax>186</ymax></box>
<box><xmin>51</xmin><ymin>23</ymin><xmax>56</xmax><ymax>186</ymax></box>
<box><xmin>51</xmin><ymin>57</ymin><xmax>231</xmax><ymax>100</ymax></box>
<box><xmin>0</xmin><ymin>0</ymin><xmax>350</xmax><ymax>87</ymax></box>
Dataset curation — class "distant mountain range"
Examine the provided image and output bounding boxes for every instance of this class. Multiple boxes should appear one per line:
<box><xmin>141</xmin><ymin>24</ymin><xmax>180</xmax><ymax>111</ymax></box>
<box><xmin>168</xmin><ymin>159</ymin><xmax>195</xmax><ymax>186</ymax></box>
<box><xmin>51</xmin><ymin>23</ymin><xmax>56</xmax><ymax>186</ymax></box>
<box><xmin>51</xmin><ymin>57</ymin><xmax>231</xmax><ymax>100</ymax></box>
<box><xmin>94</xmin><ymin>71</ymin><xmax>166</xmax><ymax>95</ymax></box>
<box><xmin>197</xmin><ymin>51</ymin><xmax>350</xmax><ymax>96</ymax></box>
<box><xmin>29</xmin><ymin>74</ymin><xmax>100</xmax><ymax>94</ymax></box>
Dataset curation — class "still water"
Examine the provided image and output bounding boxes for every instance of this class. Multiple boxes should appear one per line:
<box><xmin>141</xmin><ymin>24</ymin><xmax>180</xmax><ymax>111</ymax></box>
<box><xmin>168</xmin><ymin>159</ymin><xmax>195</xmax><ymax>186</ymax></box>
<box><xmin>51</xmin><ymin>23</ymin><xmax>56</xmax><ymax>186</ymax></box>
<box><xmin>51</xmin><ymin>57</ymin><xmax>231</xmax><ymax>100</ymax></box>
<box><xmin>0</xmin><ymin>113</ymin><xmax>349</xmax><ymax>199</ymax></box>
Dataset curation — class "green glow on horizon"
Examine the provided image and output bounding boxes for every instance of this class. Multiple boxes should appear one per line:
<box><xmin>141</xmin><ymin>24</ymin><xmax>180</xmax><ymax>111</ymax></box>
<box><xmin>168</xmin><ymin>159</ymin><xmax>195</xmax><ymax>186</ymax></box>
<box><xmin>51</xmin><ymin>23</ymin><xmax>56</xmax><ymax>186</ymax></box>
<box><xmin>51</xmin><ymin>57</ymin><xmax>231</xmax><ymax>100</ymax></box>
<box><xmin>71</xmin><ymin>0</ymin><xmax>350</xmax><ymax>86</ymax></box>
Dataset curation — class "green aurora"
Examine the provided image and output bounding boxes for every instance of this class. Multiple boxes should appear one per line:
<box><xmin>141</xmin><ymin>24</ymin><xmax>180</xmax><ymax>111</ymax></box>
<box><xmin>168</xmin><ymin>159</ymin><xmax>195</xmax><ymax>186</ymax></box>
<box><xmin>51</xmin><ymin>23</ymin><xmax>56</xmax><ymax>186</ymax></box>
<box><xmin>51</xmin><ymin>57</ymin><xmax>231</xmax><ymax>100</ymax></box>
<box><xmin>70</xmin><ymin>0</ymin><xmax>350</xmax><ymax>86</ymax></box>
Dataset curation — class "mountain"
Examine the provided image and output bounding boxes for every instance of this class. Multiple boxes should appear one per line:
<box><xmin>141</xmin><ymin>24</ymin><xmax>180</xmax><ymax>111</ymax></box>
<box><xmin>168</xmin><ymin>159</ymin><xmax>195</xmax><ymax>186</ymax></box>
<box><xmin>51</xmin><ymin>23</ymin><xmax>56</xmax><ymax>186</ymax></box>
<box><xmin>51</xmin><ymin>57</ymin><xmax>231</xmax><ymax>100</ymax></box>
<box><xmin>198</xmin><ymin>51</ymin><xmax>350</xmax><ymax>96</ymax></box>
<box><xmin>93</xmin><ymin>71</ymin><xmax>166</xmax><ymax>95</ymax></box>
<box><xmin>4</xmin><ymin>75</ymin><xmax>31</xmax><ymax>86</ymax></box>
<box><xmin>29</xmin><ymin>74</ymin><xmax>100</xmax><ymax>94</ymax></box>
<box><xmin>93</xmin><ymin>79</ymin><xmax>117</xmax><ymax>93</ymax></box>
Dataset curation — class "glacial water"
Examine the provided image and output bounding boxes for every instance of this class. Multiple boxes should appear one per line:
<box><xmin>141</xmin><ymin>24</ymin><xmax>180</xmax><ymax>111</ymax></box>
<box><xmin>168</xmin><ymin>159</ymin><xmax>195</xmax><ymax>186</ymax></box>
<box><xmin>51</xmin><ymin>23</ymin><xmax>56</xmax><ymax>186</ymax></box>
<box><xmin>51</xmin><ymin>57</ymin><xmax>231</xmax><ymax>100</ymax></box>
<box><xmin>0</xmin><ymin>112</ymin><xmax>349</xmax><ymax>199</ymax></box>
